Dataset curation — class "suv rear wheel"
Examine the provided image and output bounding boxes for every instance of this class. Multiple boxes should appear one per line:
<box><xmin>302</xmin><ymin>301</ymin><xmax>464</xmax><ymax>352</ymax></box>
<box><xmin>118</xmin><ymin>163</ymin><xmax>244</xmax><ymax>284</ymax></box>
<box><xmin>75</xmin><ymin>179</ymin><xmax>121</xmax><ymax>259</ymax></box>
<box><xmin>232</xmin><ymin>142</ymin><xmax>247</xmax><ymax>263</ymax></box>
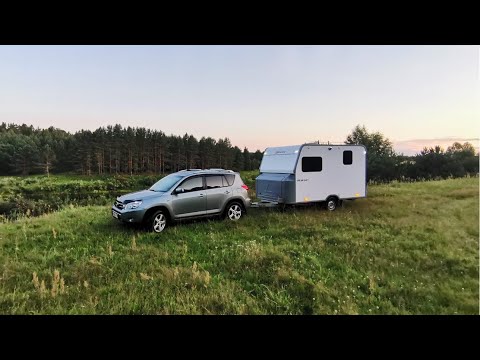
<box><xmin>225</xmin><ymin>202</ymin><xmax>243</xmax><ymax>221</ymax></box>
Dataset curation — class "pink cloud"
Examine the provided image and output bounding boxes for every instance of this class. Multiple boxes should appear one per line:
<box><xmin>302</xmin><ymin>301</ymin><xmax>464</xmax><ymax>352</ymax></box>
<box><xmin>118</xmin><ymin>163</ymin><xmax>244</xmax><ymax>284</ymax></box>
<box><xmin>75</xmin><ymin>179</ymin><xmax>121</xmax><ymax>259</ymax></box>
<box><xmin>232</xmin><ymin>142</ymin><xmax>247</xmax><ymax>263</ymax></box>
<box><xmin>394</xmin><ymin>138</ymin><xmax>479</xmax><ymax>156</ymax></box>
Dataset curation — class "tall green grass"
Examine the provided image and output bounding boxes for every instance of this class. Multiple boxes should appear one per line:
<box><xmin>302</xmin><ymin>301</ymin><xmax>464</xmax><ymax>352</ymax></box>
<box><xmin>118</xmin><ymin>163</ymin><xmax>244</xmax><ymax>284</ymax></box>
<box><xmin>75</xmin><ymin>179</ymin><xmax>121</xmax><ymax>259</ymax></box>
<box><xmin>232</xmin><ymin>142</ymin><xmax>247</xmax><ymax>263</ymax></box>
<box><xmin>0</xmin><ymin>176</ymin><xmax>478</xmax><ymax>314</ymax></box>
<box><xmin>0</xmin><ymin>174</ymin><xmax>161</xmax><ymax>220</ymax></box>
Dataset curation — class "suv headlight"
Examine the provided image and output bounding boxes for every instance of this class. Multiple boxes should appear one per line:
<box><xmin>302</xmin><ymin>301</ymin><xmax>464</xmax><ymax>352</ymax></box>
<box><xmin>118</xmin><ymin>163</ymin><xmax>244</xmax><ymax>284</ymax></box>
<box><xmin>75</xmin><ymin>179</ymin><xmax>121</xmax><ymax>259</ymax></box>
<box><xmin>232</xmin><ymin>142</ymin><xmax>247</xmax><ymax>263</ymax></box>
<box><xmin>125</xmin><ymin>201</ymin><xmax>142</xmax><ymax>210</ymax></box>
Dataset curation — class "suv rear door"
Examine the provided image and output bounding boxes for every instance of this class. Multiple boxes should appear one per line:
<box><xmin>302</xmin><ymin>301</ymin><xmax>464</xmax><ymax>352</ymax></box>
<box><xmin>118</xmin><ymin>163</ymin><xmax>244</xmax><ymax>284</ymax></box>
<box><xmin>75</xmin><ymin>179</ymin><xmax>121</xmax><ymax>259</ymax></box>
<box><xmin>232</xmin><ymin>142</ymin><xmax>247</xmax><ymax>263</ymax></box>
<box><xmin>205</xmin><ymin>175</ymin><xmax>232</xmax><ymax>214</ymax></box>
<box><xmin>171</xmin><ymin>175</ymin><xmax>206</xmax><ymax>218</ymax></box>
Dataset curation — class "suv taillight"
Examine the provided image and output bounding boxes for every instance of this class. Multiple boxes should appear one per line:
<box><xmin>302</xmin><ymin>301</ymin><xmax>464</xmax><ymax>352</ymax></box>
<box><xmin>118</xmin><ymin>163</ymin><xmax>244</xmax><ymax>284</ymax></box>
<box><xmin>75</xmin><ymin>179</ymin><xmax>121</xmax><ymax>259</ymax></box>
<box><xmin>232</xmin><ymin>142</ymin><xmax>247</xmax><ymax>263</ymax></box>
<box><xmin>241</xmin><ymin>184</ymin><xmax>249</xmax><ymax>190</ymax></box>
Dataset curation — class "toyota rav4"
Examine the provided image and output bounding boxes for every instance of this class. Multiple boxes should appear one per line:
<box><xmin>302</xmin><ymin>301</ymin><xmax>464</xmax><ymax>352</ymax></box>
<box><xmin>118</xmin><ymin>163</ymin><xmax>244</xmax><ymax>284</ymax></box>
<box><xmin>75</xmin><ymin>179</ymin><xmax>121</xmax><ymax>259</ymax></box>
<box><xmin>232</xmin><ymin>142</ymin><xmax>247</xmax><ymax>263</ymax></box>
<box><xmin>112</xmin><ymin>169</ymin><xmax>251</xmax><ymax>233</ymax></box>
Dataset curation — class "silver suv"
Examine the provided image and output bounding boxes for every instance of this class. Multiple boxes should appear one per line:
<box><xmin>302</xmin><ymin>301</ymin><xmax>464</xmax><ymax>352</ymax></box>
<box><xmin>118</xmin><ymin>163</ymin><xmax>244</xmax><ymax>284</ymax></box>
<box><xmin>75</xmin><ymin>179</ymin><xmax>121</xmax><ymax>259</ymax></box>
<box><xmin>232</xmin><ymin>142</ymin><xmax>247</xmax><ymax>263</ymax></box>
<box><xmin>112</xmin><ymin>169</ymin><xmax>251</xmax><ymax>233</ymax></box>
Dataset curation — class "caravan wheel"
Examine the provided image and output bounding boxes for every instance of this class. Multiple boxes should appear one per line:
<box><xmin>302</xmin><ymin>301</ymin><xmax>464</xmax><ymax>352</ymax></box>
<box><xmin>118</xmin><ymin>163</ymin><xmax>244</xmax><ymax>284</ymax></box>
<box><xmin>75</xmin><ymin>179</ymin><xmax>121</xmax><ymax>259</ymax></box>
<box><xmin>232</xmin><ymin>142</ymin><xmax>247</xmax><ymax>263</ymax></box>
<box><xmin>326</xmin><ymin>197</ymin><xmax>338</xmax><ymax>211</ymax></box>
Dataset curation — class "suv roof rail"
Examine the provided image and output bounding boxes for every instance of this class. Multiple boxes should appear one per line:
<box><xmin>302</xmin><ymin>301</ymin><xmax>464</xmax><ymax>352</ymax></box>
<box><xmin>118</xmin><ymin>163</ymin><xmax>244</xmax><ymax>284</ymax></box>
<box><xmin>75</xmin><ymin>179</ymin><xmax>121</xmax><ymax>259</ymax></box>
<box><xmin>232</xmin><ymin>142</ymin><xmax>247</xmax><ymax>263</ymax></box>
<box><xmin>179</xmin><ymin>168</ymin><xmax>235</xmax><ymax>173</ymax></box>
<box><xmin>206</xmin><ymin>168</ymin><xmax>236</xmax><ymax>172</ymax></box>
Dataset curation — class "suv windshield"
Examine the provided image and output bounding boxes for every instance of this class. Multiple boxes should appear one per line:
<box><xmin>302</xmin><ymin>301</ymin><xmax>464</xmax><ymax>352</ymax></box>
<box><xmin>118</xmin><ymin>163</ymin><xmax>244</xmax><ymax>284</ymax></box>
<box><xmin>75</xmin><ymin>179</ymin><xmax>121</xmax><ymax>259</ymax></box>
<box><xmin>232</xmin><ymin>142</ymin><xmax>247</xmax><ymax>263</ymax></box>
<box><xmin>149</xmin><ymin>174</ymin><xmax>185</xmax><ymax>192</ymax></box>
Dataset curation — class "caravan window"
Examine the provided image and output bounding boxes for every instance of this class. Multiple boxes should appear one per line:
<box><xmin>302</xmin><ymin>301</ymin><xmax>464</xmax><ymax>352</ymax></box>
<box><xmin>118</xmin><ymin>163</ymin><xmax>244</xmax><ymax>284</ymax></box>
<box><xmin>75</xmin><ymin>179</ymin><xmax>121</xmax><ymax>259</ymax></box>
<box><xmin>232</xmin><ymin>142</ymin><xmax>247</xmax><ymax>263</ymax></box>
<box><xmin>302</xmin><ymin>157</ymin><xmax>322</xmax><ymax>172</ymax></box>
<box><xmin>343</xmin><ymin>150</ymin><xmax>353</xmax><ymax>165</ymax></box>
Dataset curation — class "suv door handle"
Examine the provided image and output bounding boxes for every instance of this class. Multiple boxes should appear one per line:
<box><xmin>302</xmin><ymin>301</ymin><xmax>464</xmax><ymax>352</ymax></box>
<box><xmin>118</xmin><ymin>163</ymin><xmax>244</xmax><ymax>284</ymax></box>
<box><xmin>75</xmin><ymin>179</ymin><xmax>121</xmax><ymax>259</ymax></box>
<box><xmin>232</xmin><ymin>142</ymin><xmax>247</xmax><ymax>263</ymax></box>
<box><xmin>225</xmin><ymin>191</ymin><xmax>230</xmax><ymax>194</ymax></box>
<box><xmin>199</xmin><ymin>193</ymin><xmax>205</xmax><ymax>197</ymax></box>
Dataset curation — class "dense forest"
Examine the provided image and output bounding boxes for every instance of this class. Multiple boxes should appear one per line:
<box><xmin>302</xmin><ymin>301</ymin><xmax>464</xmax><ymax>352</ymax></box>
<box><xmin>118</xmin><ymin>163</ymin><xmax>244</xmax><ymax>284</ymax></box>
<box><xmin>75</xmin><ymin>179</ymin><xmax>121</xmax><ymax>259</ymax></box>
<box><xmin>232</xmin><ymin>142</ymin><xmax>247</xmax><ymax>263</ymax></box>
<box><xmin>0</xmin><ymin>123</ymin><xmax>478</xmax><ymax>182</ymax></box>
<box><xmin>0</xmin><ymin>123</ymin><xmax>263</xmax><ymax>176</ymax></box>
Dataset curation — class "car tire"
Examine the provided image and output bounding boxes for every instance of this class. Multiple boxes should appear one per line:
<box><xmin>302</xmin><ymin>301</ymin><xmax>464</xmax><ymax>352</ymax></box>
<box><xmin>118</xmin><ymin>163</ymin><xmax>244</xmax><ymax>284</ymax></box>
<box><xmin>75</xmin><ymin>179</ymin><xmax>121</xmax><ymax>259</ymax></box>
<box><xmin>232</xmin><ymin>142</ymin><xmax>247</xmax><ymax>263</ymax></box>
<box><xmin>225</xmin><ymin>202</ymin><xmax>244</xmax><ymax>221</ymax></box>
<box><xmin>148</xmin><ymin>210</ymin><xmax>168</xmax><ymax>233</ymax></box>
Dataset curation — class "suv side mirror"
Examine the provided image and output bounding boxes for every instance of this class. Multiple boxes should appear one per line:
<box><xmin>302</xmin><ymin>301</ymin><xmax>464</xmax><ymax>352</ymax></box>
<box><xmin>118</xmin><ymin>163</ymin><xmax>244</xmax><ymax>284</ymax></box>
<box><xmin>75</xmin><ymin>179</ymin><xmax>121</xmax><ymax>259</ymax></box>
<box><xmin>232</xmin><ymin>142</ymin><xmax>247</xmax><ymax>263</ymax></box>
<box><xmin>175</xmin><ymin>187</ymin><xmax>185</xmax><ymax>194</ymax></box>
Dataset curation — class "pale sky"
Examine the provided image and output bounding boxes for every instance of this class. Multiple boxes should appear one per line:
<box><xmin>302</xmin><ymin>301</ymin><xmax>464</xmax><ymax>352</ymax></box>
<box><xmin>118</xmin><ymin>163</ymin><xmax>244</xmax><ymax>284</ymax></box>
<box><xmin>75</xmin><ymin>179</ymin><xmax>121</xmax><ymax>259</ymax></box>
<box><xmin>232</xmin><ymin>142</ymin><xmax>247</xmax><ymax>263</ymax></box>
<box><xmin>0</xmin><ymin>45</ymin><xmax>478</xmax><ymax>155</ymax></box>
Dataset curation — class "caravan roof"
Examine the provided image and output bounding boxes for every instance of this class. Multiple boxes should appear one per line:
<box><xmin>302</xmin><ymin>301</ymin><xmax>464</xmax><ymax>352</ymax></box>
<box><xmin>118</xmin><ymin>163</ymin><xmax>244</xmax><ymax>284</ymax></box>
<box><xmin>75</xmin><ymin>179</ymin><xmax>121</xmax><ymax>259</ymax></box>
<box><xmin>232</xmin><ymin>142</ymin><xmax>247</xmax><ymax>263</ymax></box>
<box><xmin>260</xmin><ymin>145</ymin><xmax>302</xmax><ymax>174</ymax></box>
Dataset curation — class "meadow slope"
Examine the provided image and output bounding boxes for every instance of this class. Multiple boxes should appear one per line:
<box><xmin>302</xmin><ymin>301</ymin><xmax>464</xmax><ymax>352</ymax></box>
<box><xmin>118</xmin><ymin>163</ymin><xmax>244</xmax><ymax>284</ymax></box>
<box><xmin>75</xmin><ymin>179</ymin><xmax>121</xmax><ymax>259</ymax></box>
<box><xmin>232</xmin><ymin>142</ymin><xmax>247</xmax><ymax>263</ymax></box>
<box><xmin>0</xmin><ymin>176</ymin><xmax>478</xmax><ymax>314</ymax></box>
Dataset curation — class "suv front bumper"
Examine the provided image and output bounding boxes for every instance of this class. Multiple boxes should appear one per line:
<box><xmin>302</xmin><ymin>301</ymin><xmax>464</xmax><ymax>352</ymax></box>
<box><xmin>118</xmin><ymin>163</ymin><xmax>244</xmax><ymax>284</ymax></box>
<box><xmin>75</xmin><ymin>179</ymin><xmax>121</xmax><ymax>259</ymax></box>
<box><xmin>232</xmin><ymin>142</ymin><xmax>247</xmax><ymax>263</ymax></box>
<box><xmin>111</xmin><ymin>206</ymin><xmax>146</xmax><ymax>223</ymax></box>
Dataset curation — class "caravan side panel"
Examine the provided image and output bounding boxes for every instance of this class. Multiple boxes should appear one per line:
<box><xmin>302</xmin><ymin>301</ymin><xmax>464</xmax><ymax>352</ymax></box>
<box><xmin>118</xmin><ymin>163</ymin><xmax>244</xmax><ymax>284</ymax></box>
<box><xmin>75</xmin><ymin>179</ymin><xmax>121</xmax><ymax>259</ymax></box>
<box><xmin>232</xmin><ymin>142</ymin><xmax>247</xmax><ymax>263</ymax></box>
<box><xmin>294</xmin><ymin>145</ymin><xmax>366</xmax><ymax>203</ymax></box>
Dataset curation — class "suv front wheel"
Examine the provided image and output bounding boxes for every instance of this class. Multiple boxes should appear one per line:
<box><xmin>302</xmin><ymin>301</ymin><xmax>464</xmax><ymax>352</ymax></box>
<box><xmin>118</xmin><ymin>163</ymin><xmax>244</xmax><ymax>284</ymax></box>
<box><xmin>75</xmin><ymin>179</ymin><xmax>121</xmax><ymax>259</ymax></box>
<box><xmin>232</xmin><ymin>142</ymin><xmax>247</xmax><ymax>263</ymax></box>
<box><xmin>225</xmin><ymin>202</ymin><xmax>244</xmax><ymax>221</ymax></box>
<box><xmin>148</xmin><ymin>210</ymin><xmax>168</xmax><ymax>233</ymax></box>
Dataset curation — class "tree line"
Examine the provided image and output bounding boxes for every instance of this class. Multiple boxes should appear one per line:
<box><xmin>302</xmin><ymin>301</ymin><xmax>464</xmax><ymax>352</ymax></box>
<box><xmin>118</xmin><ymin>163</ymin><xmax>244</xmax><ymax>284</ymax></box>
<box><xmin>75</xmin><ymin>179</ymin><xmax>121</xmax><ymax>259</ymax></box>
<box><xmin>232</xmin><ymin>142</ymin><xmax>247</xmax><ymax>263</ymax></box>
<box><xmin>0</xmin><ymin>123</ymin><xmax>263</xmax><ymax>176</ymax></box>
<box><xmin>345</xmin><ymin>125</ymin><xmax>479</xmax><ymax>182</ymax></box>
<box><xmin>0</xmin><ymin>122</ymin><xmax>478</xmax><ymax>181</ymax></box>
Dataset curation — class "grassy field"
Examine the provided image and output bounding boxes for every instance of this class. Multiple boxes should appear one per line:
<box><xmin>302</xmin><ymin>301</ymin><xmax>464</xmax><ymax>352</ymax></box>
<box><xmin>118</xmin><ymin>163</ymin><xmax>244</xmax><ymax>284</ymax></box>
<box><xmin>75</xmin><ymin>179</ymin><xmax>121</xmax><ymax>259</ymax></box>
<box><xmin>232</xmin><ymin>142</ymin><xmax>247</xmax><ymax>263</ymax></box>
<box><xmin>0</xmin><ymin>174</ymin><xmax>478</xmax><ymax>314</ymax></box>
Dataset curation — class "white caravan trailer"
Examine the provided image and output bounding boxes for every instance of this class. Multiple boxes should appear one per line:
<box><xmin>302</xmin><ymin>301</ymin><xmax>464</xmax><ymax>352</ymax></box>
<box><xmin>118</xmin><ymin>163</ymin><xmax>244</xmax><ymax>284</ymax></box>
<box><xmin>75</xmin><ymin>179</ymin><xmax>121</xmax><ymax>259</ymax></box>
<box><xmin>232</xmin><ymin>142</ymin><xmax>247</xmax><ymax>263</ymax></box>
<box><xmin>255</xmin><ymin>144</ymin><xmax>367</xmax><ymax>210</ymax></box>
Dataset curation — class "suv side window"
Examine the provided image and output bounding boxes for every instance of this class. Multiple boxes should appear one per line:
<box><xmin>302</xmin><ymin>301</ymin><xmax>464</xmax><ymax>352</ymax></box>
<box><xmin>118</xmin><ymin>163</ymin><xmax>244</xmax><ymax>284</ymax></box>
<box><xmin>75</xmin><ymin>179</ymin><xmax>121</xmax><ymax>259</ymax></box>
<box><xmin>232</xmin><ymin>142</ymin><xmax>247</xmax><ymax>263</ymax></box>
<box><xmin>224</xmin><ymin>174</ymin><xmax>235</xmax><ymax>186</ymax></box>
<box><xmin>206</xmin><ymin>176</ymin><xmax>223</xmax><ymax>189</ymax></box>
<box><xmin>178</xmin><ymin>176</ymin><xmax>204</xmax><ymax>193</ymax></box>
<box><xmin>221</xmin><ymin>175</ymin><xmax>230</xmax><ymax>187</ymax></box>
